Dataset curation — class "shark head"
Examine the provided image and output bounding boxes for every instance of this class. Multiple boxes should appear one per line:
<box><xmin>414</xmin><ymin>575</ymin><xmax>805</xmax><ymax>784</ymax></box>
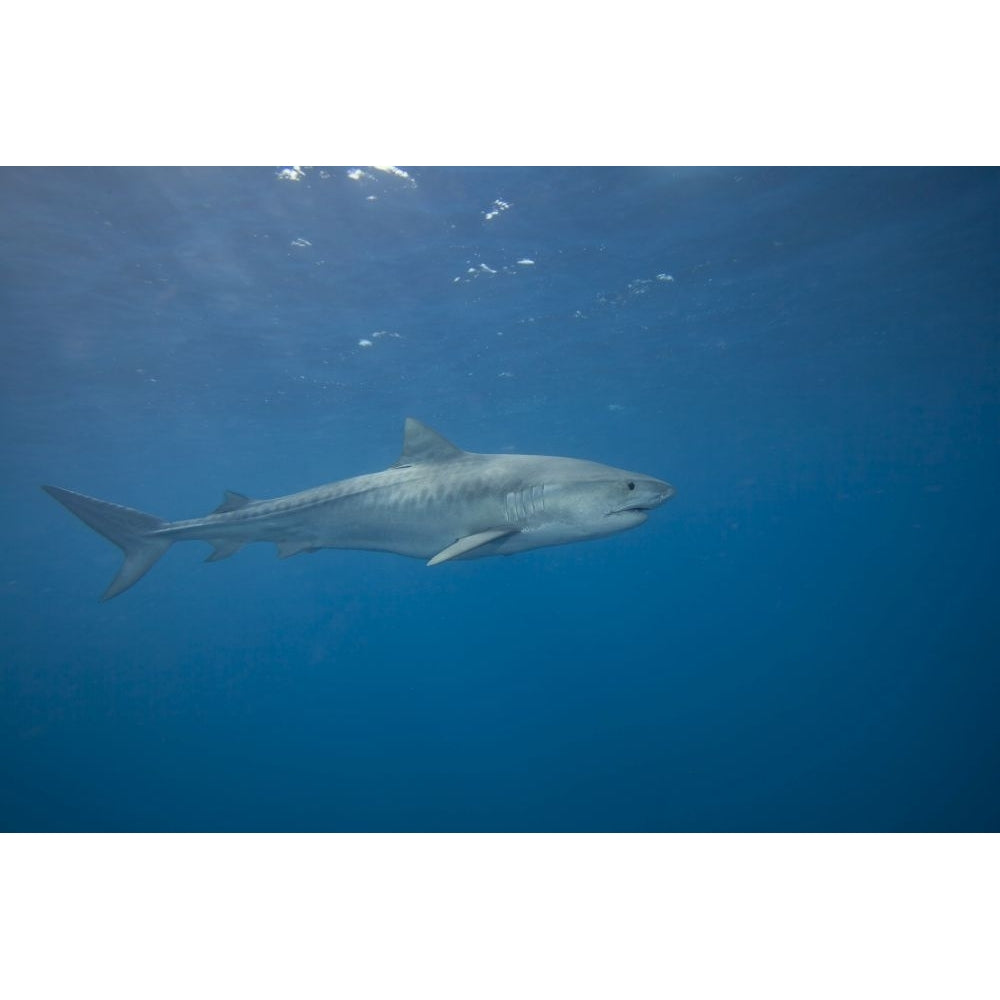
<box><xmin>527</xmin><ymin>458</ymin><xmax>675</xmax><ymax>542</ymax></box>
<box><xmin>604</xmin><ymin>473</ymin><xmax>676</xmax><ymax>525</ymax></box>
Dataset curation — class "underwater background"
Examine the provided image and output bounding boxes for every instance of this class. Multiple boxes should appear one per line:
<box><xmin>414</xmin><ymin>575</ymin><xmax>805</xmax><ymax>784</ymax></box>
<box><xmin>1</xmin><ymin>166</ymin><xmax>997</xmax><ymax>832</ymax></box>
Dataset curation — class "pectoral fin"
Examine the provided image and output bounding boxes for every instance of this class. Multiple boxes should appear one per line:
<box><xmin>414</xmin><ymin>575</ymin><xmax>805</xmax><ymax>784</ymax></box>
<box><xmin>427</xmin><ymin>528</ymin><xmax>515</xmax><ymax>566</ymax></box>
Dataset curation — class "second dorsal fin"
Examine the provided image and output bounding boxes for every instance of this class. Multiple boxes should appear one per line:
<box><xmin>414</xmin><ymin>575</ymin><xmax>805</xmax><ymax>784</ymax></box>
<box><xmin>212</xmin><ymin>490</ymin><xmax>254</xmax><ymax>514</ymax></box>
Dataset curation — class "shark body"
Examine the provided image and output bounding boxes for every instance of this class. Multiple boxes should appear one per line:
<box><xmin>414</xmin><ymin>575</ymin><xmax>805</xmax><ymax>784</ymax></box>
<box><xmin>43</xmin><ymin>418</ymin><xmax>675</xmax><ymax>600</ymax></box>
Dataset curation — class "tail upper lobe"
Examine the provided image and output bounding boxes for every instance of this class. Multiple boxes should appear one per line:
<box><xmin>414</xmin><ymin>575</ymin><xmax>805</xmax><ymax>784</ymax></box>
<box><xmin>42</xmin><ymin>485</ymin><xmax>171</xmax><ymax>600</ymax></box>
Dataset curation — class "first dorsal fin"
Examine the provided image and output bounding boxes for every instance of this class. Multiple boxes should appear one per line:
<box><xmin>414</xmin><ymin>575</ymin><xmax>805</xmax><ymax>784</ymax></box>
<box><xmin>212</xmin><ymin>490</ymin><xmax>254</xmax><ymax>514</ymax></box>
<box><xmin>391</xmin><ymin>418</ymin><xmax>465</xmax><ymax>468</ymax></box>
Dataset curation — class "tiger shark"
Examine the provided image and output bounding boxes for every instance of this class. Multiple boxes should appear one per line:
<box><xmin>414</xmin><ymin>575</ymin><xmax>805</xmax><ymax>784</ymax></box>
<box><xmin>43</xmin><ymin>418</ymin><xmax>675</xmax><ymax>600</ymax></box>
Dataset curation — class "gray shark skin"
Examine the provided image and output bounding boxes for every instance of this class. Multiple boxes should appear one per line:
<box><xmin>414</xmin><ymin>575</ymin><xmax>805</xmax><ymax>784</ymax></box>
<box><xmin>43</xmin><ymin>418</ymin><xmax>675</xmax><ymax>600</ymax></box>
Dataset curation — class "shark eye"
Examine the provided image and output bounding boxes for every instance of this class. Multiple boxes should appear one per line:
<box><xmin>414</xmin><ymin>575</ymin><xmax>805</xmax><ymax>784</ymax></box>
<box><xmin>627</xmin><ymin>481</ymin><xmax>635</xmax><ymax>490</ymax></box>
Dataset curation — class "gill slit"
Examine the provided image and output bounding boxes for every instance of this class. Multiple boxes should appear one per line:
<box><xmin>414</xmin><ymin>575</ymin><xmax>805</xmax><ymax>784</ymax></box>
<box><xmin>504</xmin><ymin>484</ymin><xmax>545</xmax><ymax>525</ymax></box>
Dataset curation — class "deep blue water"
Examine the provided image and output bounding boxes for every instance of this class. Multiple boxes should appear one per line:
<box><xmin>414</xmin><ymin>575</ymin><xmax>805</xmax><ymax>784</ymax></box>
<box><xmin>1</xmin><ymin>166</ymin><xmax>997</xmax><ymax>832</ymax></box>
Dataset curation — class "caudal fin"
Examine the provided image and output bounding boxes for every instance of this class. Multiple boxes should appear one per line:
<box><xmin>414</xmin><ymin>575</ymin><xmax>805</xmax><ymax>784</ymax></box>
<box><xmin>42</xmin><ymin>485</ymin><xmax>172</xmax><ymax>600</ymax></box>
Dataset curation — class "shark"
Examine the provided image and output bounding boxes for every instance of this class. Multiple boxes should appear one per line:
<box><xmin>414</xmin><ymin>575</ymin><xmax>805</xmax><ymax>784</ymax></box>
<box><xmin>43</xmin><ymin>418</ymin><xmax>675</xmax><ymax>600</ymax></box>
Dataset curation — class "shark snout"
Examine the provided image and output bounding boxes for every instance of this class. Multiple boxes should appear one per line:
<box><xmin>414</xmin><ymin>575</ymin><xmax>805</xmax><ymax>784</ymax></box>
<box><xmin>640</xmin><ymin>479</ymin><xmax>675</xmax><ymax>508</ymax></box>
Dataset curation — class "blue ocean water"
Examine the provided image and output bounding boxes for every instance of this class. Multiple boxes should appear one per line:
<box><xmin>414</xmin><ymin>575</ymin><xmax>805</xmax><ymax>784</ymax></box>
<box><xmin>1</xmin><ymin>166</ymin><xmax>997</xmax><ymax>832</ymax></box>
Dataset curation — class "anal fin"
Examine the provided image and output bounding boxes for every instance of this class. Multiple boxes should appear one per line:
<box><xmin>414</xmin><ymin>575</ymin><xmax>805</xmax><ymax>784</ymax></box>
<box><xmin>427</xmin><ymin>528</ymin><xmax>514</xmax><ymax>566</ymax></box>
<box><xmin>276</xmin><ymin>540</ymin><xmax>320</xmax><ymax>559</ymax></box>
<box><xmin>206</xmin><ymin>540</ymin><xmax>245</xmax><ymax>562</ymax></box>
